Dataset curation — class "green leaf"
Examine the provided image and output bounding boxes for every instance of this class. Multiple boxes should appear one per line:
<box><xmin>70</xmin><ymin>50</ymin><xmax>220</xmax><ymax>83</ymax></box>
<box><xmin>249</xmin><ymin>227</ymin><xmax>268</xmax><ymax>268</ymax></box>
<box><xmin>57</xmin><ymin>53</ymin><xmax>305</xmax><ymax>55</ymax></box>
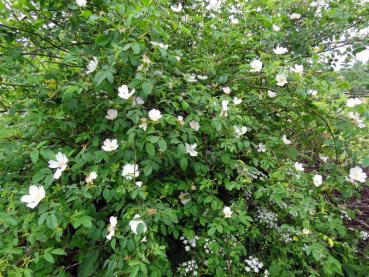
<box><xmin>142</xmin><ymin>80</ymin><xmax>153</xmax><ymax>96</ymax></box>
<box><xmin>1</xmin><ymin>213</ymin><xmax>18</xmax><ymax>226</ymax></box>
<box><xmin>43</xmin><ymin>252</ymin><xmax>54</xmax><ymax>263</ymax></box>
<box><xmin>46</xmin><ymin>214</ymin><xmax>58</xmax><ymax>229</ymax></box>
<box><xmin>286</xmin><ymin>147</ymin><xmax>298</xmax><ymax>160</ymax></box>
<box><xmin>40</xmin><ymin>149</ymin><xmax>56</xmax><ymax>161</ymax></box>
<box><xmin>208</xmin><ymin>227</ymin><xmax>216</xmax><ymax>236</ymax></box>
<box><xmin>157</xmin><ymin>138</ymin><xmax>167</xmax><ymax>152</ymax></box>
<box><xmin>148</xmin><ymin>136</ymin><xmax>160</xmax><ymax>143</ymax></box>
<box><xmin>72</xmin><ymin>214</ymin><xmax>92</xmax><ymax>229</ymax></box>
<box><xmin>38</xmin><ymin>212</ymin><xmax>48</xmax><ymax>225</ymax></box>
<box><xmin>30</xmin><ymin>150</ymin><xmax>39</xmax><ymax>163</ymax></box>
<box><xmin>131</xmin><ymin>42</ymin><xmax>140</xmax><ymax>54</ymax></box>
<box><xmin>80</xmin><ymin>215</ymin><xmax>93</xmax><ymax>228</ymax></box>
<box><xmin>144</xmin><ymin>165</ymin><xmax>152</xmax><ymax>176</ymax></box>
<box><xmin>94</xmin><ymin>70</ymin><xmax>114</xmax><ymax>86</ymax></box>
<box><xmin>145</xmin><ymin>143</ymin><xmax>155</xmax><ymax>156</ymax></box>
<box><xmin>179</xmin><ymin>157</ymin><xmax>188</xmax><ymax>170</ymax></box>
<box><xmin>50</xmin><ymin>248</ymin><xmax>67</xmax><ymax>255</ymax></box>
<box><xmin>361</xmin><ymin>157</ymin><xmax>369</xmax><ymax>167</ymax></box>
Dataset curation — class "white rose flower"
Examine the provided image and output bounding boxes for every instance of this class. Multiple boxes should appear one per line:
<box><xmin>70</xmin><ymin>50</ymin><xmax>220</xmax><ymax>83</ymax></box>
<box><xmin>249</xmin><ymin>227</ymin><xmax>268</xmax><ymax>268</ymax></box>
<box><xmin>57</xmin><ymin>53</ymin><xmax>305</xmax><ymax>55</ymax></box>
<box><xmin>151</xmin><ymin>41</ymin><xmax>168</xmax><ymax>49</ymax></box>
<box><xmin>48</xmin><ymin>152</ymin><xmax>68</xmax><ymax>179</ymax></box>
<box><xmin>86</xmin><ymin>57</ymin><xmax>98</xmax><ymax>74</ymax></box>
<box><xmin>186</xmin><ymin>74</ymin><xmax>197</xmax><ymax>83</ymax></box>
<box><xmin>230</xmin><ymin>15</ymin><xmax>239</xmax><ymax>24</ymax></box>
<box><xmin>307</xmin><ymin>90</ymin><xmax>318</xmax><ymax>96</ymax></box>
<box><xmin>129</xmin><ymin>214</ymin><xmax>147</xmax><ymax>234</ymax></box>
<box><xmin>135</xmin><ymin>181</ymin><xmax>143</xmax><ymax>187</ymax></box>
<box><xmin>234</xmin><ymin>126</ymin><xmax>248</xmax><ymax>137</ymax></box>
<box><xmin>222</xmin><ymin>86</ymin><xmax>231</xmax><ymax>94</ymax></box>
<box><xmin>349</xmin><ymin>167</ymin><xmax>367</xmax><ymax>183</ymax></box>
<box><xmin>347</xmin><ymin>112</ymin><xmax>366</xmax><ymax>128</ymax></box>
<box><xmin>48</xmin><ymin>152</ymin><xmax>68</xmax><ymax>171</ymax></box>
<box><xmin>250</xmin><ymin>59</ymin><xmax>263</xmax><ymax>72</ymax></box>
<box><xmin>53</xmin><ymin>169</ymin><xmax>63</xmax><ymax>180</ymax></box>
<box><xmin>276</xmin><ymin>73</ymin><xmax>288</xmax><ymax>86</ymax></box>
<box><xmin>171</xmin><ymin>3</ymin><xmax>182</xmax><ymax>12</ymax></box>
<box><xmin>102</xmin><ymin>139</ymin><xmax>118</xmax><ymax>152</ymax></box>
<box><xmin>118</xmin><ymin>85</ymin><xmax>135</xmax><ymax>100</ymax></box>
<box><xmin>319</xmin><ymin>154</ymin><xmax>328</xmax><ymax>163</ymax></box>
<box><xmin>76</xmin><ymin>0</ymin><xmax>87</xmax><ymax>7</ymax></box>
<box><xmin>272</xmin><ymin>24</ymin><xmax>281</xmax><ymax>31</ymax></box>
<box><xmin>197</xmin><ymin>74</ymin><xmax>208</xmax><ymax>80</ymax></box>
<box><xmin>294</xmin><ymin>162</ymin><xmax>304</xmax><ymax>172</ymax></box>
<box><xmin>346</xmin><ymin>98</ymin><xmax>362</xmax><ymax>108</ymax></box>
<box><xmin>302</xmin><ymin>228</ymin><xmax>311</xmax><ymax>235</ymax></box>
<box><xmin>223</xmin><ymin>206</ymin><xmax>233</xmax><ymax>218</ymax></box>
<box><xmin>220</xmin><ymin>100</ymin><xmax>229</xmax><ymax>117</ymax></box>
<box><xmin>179</xmin><ymin>192</ymin><xmax>191</xmax><ymax>204</ymax></box>
<box><xmin>257</xmin><ymin>143</ymin><xmax>267</xmax><ymax>153</ymax></box>
<box><xmin>268</xmin><ymin>90</ymin><xmax>277</xmax><ymax>98</ymax></box>
<box><xmin>289</xmin><ymin>13</ymin><xmax>301</xmax><ymax>19</ymax></box>
<box><xmin>122</xmin><ymin>163</ymin><xmax>140</xmax><ymax>180</ymax></box>
<box><xmin>291</xmin><ymin>64</ymin><xmax>303</xmax><ymax>76</ymax></box>
<box><xmin>105</xmin><ymin>109</ymin><xmax>118</xmax><ymax>120</ymax></box>
<box><xmin>106</xmin><ymin>216</ymin><xmax>117</xmax><ymax>240</ymax></box>
<box><xmin>177</xmin><ymin>116</ymin><xmax>185</xmax><ymax>126</ymax></box>
<box><xmin>273</xmin><ymin>46</ymin><xmax>288</xmax><ymax>54</ymax></box>
<box><xmin>189</xmin><ymin>120</ymin><xmax>200</xmax><ymax>131</ymax></box>
<box><xmin>282</xmin><ymin>135</ymin><xmax>291</xmax><ymax>145</ymax></box>
<box><xmin>313</xmin><ymin>174</ymin><xmax>322</xmax><ymax>187</ymax></box>
<box><xmin>185</xmin><ymin>143</ymin><xmax>198</xmax><ymax>157</ymax></box>
<box><xmin>233</xmin><ymin>97</ymin><xmax>242</xmax><ymax>105</ymax></box>
<box><xmin>21</xmin><ymin>185</ymin><xmax>45</xmax><ymax>209</ymax></box>
<box><xmin>148</xmin><ymin>109</ymin><xmax>162</xmax><ymax>121</ymax></box>
<box><xmin>86</xmin><ymin>172</ymin><xmax>97</xmax><ymax>184</ymax></box>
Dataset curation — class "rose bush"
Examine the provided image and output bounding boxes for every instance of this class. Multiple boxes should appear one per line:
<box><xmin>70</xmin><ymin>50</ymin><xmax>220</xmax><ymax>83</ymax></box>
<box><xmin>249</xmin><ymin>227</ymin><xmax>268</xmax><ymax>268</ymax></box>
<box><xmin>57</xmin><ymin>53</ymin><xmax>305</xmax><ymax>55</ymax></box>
<box><xmin>1</xmin><ymin>0</ymin><xmax>369</xmax><ymax>276</ymax></box>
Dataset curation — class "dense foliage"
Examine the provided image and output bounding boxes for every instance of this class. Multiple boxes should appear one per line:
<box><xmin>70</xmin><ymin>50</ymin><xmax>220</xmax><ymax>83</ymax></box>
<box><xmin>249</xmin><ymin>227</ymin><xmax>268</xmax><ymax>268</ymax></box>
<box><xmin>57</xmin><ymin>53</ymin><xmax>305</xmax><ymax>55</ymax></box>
<box><xmin>1</xmin><ymin>0</ymin><xmax>369</xmax><ymax>276</ymax></box>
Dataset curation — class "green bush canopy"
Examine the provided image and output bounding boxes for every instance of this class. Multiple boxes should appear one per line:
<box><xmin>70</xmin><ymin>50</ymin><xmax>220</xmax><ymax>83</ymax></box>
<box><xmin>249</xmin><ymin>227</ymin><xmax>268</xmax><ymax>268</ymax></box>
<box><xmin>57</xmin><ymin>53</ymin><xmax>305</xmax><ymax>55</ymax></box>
<box><xmin>1</xmin><ymin>0</ymin><xmax>369</xmax><ymax>276</ymax></box>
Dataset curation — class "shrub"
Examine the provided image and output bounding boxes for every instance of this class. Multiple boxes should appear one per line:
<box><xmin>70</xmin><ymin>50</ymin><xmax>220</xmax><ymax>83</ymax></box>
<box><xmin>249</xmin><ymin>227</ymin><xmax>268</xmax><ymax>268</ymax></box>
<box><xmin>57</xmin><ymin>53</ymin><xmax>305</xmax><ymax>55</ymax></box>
<box><xmin>1</xmin><ymin>0</ymin><xmax>369</xmax><ymax>276</ymax></box>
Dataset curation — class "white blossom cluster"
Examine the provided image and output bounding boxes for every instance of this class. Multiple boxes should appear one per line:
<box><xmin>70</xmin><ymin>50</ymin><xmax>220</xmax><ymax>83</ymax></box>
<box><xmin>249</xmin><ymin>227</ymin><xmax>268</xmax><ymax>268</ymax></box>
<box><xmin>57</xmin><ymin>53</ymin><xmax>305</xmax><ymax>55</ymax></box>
<box><xmin>256</xmin><ymin>208</ymin><xmax>278</xmax><ymax>229</ymax></box>
<box><xmin>180</xmin><ymin>235</ymin><xmax>199</xmax><ymax>252</ymax></box>
<box><xmin>280</xmin><ymin>232</ymin><xmax>293</xmax><ymax>243</ymax></box>
<box><xmin>243</xmin><ymin>190</ymin><xmax>252</xmax><ymax>201</ymax></box>
<box><xmin>179</xmin><ymin>260</ymin><xmax>198</xmax><ymax>276</ymax></box>
<box><xmin>203</xmin><ymin>238</ymin><xmax>216</xmax><ymax>254</ymax></box>
<box><xmin>339</xmin><ymin>209</ymin><xmax>352</xmax><ymax>221</ymax></box>
<box><xmin>244</xmin><ymin>256</ymin><xmax>264</xmax><ymax>273</ymax></box>
<box><xmin>276</xmin><ymin>225</ymin><xmax>295</xmax><ymax>243</ymax></box>
<box><xmin>347</xmin><ymin>111</ymin><xmax>366</xmax><ymax>128</ymax></box>
<box><xmin>360</xmin><ymin>230</ymin><xmax>369</xmax><ymax>240</ymax></box>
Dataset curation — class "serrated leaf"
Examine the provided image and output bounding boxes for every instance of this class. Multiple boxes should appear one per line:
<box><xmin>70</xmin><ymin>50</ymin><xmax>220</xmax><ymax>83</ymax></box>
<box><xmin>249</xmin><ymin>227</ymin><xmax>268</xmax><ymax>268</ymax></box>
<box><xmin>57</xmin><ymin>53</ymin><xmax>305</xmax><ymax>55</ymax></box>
<box><xmin>46</xmin><ymin>214</ymin><xmax>58</xmax><ymax>229</ymax></box>
<box><xmin>145</xmin><ymin>143</ymin><xmax>155</xmax><ymax>156</ymax></box>
<box><xmin>38</xmin><ymin>212</ymin><xmax>48</xmax><ymax>225</ymax></box>
<box><xmin>144</xmin><ymin>165</ymin><xmax>152</xmax><ymax>176</ymax></box>
<box><xmin>50</xmin><ymin>248</ymin><xmax>67</xmax><ymax>255</ymax></box>
<box><xmin>157</xmin><ymin>139</ymin><xmax>167</xmax><ymax>152</ymax></box>
<box><xmin>43</xmin><ymin>252</ymin><xmax>54</xmax><ymax>263</ymax></box>
<box><xmin>30</xmin><ymin>150</ymin><xmax>39</xmax><ymax>163</ymax></box>
<box><xmin>180</xmin><ymin>157</ymin><xmax>188</xmax><ymax>170</ymax></box>
<box><xmin>80</xmin><ymin>215</ymin><xmax>92</xmax><ymax>228</ymax></box>
<box><xmin>142</xmin><ymin>80</ymin><xmax>153</xmax><ymax>96</ymax></box>
<box><xmin>131</xmin><ymin>42</ymin><xmax>140</xmax><ymax>54</ymax></box>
